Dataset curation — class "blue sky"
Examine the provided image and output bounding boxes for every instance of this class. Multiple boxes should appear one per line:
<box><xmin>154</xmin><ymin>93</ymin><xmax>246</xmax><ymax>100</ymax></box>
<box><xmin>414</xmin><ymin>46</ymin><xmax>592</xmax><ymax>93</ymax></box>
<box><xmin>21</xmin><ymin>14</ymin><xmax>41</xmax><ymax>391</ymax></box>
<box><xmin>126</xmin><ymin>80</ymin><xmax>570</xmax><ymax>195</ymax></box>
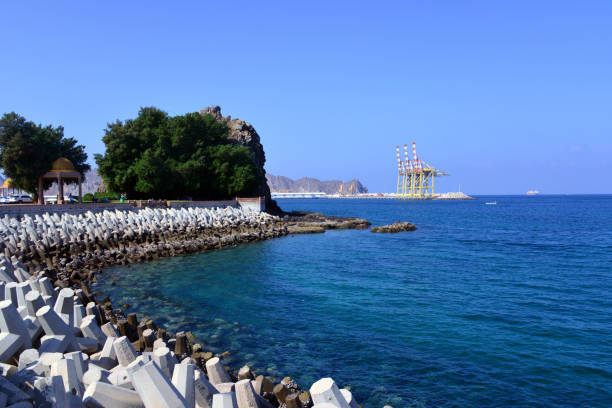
<box><xmin>1</xmin><ymin>1</ymin><xmax>611</xmax><ymax>194</ymax></box>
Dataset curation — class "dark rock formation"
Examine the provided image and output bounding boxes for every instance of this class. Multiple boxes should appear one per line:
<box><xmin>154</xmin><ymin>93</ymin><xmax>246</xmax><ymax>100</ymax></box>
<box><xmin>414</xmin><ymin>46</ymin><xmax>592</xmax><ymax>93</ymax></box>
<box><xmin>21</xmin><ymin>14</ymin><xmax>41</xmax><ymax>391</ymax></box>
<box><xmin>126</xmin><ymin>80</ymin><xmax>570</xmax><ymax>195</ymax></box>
<box><xmin>370</xmin><ymin>222</ymin><xmax>417</xmax><ymax>233</ymax></box>
<box><xmin>266</xmin><ymin>174</ymin><xmax>368</xmax><ymax>195</ymax></box>
<box><xmin>283</xmin><ymin>211</ymin><xmax>371</xmax><ymax>234</ymax></box>
<box><xmin>199</xmin><ymin>106</ymin><xmax>281</xmax><ymax>214</ymax></box>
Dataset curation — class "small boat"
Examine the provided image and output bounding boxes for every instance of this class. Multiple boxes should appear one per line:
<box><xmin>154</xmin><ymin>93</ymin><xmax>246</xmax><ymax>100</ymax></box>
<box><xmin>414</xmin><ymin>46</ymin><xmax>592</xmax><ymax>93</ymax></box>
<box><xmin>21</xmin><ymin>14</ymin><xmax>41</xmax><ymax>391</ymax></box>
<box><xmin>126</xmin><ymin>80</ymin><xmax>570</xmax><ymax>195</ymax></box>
<box><xmin>485</xmin><ymin>201</ymin><xmax>497</xmax><ymax>205</ymax></box>
<box><xmin>526</xmin><ymin>190</ymin><xmax>539</xmax><ymax>195</ymax></box>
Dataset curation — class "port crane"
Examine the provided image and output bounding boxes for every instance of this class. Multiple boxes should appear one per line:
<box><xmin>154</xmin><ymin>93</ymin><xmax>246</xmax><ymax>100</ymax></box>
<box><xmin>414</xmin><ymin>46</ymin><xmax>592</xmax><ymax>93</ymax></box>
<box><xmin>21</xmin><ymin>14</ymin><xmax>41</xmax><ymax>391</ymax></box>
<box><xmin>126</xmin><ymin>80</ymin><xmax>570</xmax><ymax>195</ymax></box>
<box><xmin>395</xmin><ymin>142</ymin><xmax>448</xmax><ymax>198</ymax></box>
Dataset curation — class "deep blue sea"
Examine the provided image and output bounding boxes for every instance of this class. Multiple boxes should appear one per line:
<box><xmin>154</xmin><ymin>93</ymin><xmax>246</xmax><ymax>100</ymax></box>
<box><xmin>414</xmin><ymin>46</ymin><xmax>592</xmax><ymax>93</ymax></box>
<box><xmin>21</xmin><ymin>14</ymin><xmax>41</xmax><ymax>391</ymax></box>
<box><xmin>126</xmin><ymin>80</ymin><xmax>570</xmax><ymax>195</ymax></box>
<box><xmin>94</xmin><ymin>196</ymin><xmax>612</xmax><ymax>407</ymax></box>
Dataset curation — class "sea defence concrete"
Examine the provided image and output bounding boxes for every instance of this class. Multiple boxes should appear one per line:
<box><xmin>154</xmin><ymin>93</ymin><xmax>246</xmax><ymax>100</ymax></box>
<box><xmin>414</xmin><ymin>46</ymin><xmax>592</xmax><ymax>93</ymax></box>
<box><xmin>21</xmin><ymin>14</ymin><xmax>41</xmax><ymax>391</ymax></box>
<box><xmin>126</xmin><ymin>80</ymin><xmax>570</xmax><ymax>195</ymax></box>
<box><xmin>0</xmin><ymin>206</ymin><xmax>371</xmax><ymax>407</ymax></box>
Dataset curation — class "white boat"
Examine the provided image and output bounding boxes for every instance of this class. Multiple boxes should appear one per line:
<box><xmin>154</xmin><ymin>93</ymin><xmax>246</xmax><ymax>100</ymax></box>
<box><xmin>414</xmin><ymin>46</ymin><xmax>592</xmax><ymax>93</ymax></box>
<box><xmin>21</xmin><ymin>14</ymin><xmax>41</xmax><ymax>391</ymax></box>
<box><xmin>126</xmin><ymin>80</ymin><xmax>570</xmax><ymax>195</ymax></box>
<box><xmin>485</xmin><ymin>201</ymin><xmax>497</xmax><ymax>205</ymax></box>
<box><xmin>526</xmin><ymin>190</ymin><xmax>539</xmax><ymax>195</ymax></box>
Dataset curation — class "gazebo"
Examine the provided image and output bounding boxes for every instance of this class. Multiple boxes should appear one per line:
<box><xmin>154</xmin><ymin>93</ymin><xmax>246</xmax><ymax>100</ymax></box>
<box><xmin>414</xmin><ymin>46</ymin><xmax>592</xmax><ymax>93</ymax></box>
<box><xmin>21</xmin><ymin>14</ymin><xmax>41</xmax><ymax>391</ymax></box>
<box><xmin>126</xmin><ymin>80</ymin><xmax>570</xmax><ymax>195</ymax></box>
<box><xmin>38</xmin><ymin>158</ymin><xmax>82</xmax><ymax>204</ymax></box>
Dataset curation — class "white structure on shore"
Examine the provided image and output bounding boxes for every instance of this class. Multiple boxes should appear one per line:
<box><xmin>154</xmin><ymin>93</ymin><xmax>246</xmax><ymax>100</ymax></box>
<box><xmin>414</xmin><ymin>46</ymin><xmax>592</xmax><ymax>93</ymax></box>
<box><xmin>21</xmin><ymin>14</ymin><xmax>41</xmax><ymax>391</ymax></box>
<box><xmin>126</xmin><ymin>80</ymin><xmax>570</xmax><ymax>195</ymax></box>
<box><xmin>271</xmin><ymin>192</ymin><xmax>327</xmax><ymax>199</ymax></box>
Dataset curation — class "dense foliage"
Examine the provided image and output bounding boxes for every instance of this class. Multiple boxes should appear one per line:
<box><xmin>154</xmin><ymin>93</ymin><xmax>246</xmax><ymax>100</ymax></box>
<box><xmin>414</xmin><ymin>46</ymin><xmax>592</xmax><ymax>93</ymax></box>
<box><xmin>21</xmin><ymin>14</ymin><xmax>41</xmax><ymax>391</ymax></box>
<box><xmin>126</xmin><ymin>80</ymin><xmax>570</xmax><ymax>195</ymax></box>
<box><xmin>0</xmin><ymin>113</ymin><xmax>90</xmax><ymax>201</ymax></box>
<box><xmin>94</xmin><ymin>107</ymin><xmax>262</xmax><ymax>200</ymax></box>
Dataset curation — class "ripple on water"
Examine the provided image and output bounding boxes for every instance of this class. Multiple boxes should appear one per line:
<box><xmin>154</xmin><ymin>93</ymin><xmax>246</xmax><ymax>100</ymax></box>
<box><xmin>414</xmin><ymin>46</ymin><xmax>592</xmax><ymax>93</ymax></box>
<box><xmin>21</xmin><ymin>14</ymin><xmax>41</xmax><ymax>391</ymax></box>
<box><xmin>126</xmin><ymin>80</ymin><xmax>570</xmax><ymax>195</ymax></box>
<box><xmin>94</xmin><ymin>196</ymin><xmax>612</xmax><ymax>407</ymax></box>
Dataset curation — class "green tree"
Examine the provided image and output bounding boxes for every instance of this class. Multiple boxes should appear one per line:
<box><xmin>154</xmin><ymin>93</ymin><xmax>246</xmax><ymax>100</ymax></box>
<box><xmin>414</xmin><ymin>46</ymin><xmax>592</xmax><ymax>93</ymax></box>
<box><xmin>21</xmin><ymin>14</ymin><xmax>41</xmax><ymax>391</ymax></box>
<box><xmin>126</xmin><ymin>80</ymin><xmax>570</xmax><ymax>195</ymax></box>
<box><xmin>0</xmin><ymin>113</ymin><xmax>90</xmax><ymax>202</ymax></box>
<box><xmin>95</xmin><ymin>107</ymin><xmax>261</xmax><ymax>200</ymax></box>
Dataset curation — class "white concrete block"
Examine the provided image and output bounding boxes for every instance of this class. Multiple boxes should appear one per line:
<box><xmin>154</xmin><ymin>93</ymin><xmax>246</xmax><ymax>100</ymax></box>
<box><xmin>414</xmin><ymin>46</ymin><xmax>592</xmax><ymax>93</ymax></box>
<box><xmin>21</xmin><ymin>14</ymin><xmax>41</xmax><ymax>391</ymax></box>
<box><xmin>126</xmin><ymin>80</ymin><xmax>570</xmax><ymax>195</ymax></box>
<box><xmin>212</xmin><ymin>392</ymin><xmax>238</xmax><ymax>408</ymax></box>
<box><xmin>80</xmin><ymin>315</ymin><xmax>107</xmax><ymax>346</ymax></box>
<box><xmin>82</xmin><ymin>381</ymin><xmax>144</xmax><ymax>408</ymax></box>
<box><xmin>310</xmin><ymin>378</ymin><xmax>350</xmax><ymax>408</ymax></box>
<box><xmin>0</xmin><ymin>363</ymin><xmax>17</xmax><ymax>378</ymax></box>
<box><xmin>0</xmin><ymin>300</ymin><xmax>31</xmax><ymax>349</ymax></box>
<box><xmin>234</xmin><ymin>379</ymin><xmax>258</xmax><ymax>408</ymax></box>
<box><xmin>39</xmin><ymin>335</ymin><xmax>69</xmax><ymax>354</ymax></box>
<box><xmin>100</xmin><ymin>322</ymin><xmax>120</xmax><ymax>338</ymax></box>
<box><xmin>205</xmin><ymin>357</ymin><xmax>231</xmax><ymax>385</ymax></box>
<box><xmin>109</xmin><ymin>366</ymin><xmax>134</xmax><ymax>389</ymax></box>
<box><xmin>194</xmin><ymin>370</ymin><xmax>219</xmax><ymax>408</ymax></box>
<box><xmin>14</xmin><ymin>282</ymin><xmax>32</xmax><ymax>310</ymax></box>
<box><xmin>38</xmin><ymin>277</ymin><xmax>56</xmax><ymax>299</ymax></box>
<box><xmin>74</xmin><ymin>303</ymin><xmax>85</xmax><ymax>329</ymax></box>
<box><xmin>172</xmin><ymin>363</ymin><xmax>195</xmax><ymax>408</ymax></box>
<box><xmin>0</xmin><ymin>333</ymin><xmax>24</xmax><ymax>364</ymax></box>
<box><xmin>339</xmin><ymin>388</ymin><xmax>358</xmax><ymax>408</ymax></box>
<box><xmin>215</xmin><ymin>383</ymin><xmax>235</xmax><ymax>393</ymax></box>
<box><xmin>53</xmin><ymin>288</ymin><xmax>75</xmax><ymax>327</ymax></box>
<box><xmin>17</xmin><ymin>349</ymin><xmax>39</xmax><ymax>371</ymax></box>
<box><xmin>3</xmin><ymin>284</ymin><xmax>18</xmax><ymax>307</ymax></box>
<box><xmin>152</xmin><ymin>346</ymin><xmax>176</xmax><ymax>379</ymax></box>
<box><xmin>113</xmin><ymin>337</ymin><xmax>137</xmax><ymax>367</ymax></box>
<box><xmin>82</xmin><ymin>364</ymin><xmax>111</xmax><ymax>388</ymax></box>
<box><xmin>130</xmin><ymin>361</ymin><xmax>188</xmax><ymax>408</ymax></box>
<box><xmin>24</xmin><ymin>290</ymin><xmax>44</xmax><ymax>318</ymax></box>
<box><xmin>153</xmin><ymin>338</ymin><xmax>166</xmax><ymax>351</ymax></box>
<box><xmin>51</xmin><ymin>357</ymin><xmax>84</xmax><ymax>398</ymax></box>
<box><xmin>64</xmin><ymin>351</ymin><xmax>88</xmax><ymax>383</ymax></box>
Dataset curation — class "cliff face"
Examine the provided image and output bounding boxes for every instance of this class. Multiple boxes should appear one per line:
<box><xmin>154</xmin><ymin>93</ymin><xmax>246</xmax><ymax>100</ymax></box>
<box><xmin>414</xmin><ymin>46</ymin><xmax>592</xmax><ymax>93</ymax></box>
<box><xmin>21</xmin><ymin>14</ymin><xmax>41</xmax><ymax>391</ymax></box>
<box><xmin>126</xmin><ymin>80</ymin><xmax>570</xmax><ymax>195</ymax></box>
<box><xmin>199</xmin><ymin>106</ymin><xmax>280</xmax><ymax>213</ymax></box>
<box><xmin>266</xmin><ymin>174</ymin><xmax>369</xmax><ymax>195</ymax></box>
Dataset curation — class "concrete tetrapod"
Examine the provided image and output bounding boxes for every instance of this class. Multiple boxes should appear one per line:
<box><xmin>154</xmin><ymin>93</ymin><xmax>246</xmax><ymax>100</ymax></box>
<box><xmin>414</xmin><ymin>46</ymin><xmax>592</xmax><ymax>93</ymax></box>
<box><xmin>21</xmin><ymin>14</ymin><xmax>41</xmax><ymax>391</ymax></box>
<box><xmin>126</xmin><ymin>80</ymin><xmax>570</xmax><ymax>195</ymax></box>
<box><xmin>194</xmin><ymin>369</ymin><xmax>219</xmax><ymax>408</ymax></box>
<box><xmin>0</xmin><ymin>299</ymin><xmax>31</xmax><ymax>349</ymax></box>
<box><xmin>83</xmin><ymin>381</ymin><xmax>145</xmax><ymax>408</ymax></box>
<box><xmin>310</xmin><ymin>378</ymin><xmax>350</xmax><ymax>408</ymax></box>
<box><xmin>51</xmin><ymin>357</ymin><xmax>85</xmax><ymax>399</ymax></box>
<box><xmin>339</xmin><ymin>388</ymin><xmax>358</xmax><ymax>408</ymax></box>
<box><xmin>80</xmin><ymin>315</ymin><xmax>107</xmax><ymax>346</ymax></box>
<box><xmin>82</xmin><ymin>365</ymin><xmax>111</xmax><ymax>388</ymax></box>
<box><xmin>235</xmin><ymin>379</ymin><xmax>273</xmax><ymax>408</ymax></box>
<box><xmin>205</xmin><ymin>357</ymin><xmax>231</xmax><ymax>385</ymax></box>
<box><xmin>53</xmin><ymin>287</ymin><xmax>75</xmax><ymax>327</ymax></box>
<box><xmin>153</xmin><ymin>346</ymin><xmax>177</xmax><ymax>379</ymax></box>
<box><xmin>129</xmin><ymin>361</ymin><xmax>188</xmax><ymax>408</ymax></box>
<box><xmin>0</xmin><ymin>332</ymin><xmax>24</xmax><ymax>363</ymax></box>
<box><xmin>212</xmin><ymin>392</ymin><xmax>238</xmax><ymax>408</ymax></box>
<box><xmin>36</xmin><ymin>305</ymin><xmax>98</xmax><ymax>353</ymax></box>
<box><xmin>113</xmin><ymin>336</ymin><xmax>138</xmax><ymax>367</ymax></box>
<box><xmin>172</xmin><ymin>363</ymin><xmax>195</xmax><ymax>408</ymax></box>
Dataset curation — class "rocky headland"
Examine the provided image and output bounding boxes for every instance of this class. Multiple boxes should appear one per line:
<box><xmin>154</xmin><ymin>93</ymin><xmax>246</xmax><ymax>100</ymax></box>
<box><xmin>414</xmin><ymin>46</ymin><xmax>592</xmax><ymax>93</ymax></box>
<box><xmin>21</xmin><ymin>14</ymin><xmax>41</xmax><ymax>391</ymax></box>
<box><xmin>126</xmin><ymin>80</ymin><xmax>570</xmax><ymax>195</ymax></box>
<box><xmin>266</xmin><ymin>175</ymin><xmax>368</xmax><ymax>195</ymax></box>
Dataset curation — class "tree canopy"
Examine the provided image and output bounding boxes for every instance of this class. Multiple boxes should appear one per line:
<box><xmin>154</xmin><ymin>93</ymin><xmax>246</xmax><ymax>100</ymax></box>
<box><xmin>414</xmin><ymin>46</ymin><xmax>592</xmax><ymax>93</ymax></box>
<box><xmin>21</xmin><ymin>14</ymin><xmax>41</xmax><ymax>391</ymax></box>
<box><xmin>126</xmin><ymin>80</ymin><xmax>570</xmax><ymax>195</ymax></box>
<box><xmin>0</xmin><ymin>112</ymin><xmax>90</xmax><ymax>199</ymax></box>
<box><xmin>94</xmin><ymin>107</ymin><xmax>262</xmax><ymax>200</ymax></box>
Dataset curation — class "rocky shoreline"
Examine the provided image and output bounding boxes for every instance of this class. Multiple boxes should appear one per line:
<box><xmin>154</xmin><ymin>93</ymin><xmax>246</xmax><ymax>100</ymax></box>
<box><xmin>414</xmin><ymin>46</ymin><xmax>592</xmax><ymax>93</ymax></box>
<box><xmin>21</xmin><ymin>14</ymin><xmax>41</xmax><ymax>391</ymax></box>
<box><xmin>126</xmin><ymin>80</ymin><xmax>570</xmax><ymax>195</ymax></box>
<box><xmin>370</xmin><ymin>222</ymin><xmax>417</xmax><ymax>233</ymax></box>
<box><xmin>0</xmin><ymin>206</ymin><xmax>372</xmax><ymax>407</ymax></box>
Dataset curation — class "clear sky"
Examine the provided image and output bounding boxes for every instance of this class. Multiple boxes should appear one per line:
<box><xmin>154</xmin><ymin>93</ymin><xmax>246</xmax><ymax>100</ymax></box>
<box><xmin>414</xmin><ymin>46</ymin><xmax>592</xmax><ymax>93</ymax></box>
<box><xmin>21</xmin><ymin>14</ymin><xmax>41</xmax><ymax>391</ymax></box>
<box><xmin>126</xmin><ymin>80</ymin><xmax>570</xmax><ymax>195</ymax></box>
<box><xmin>1</xmin><ymin>1</ymin><xmax>611</xmax><ymax>194</ymax></box>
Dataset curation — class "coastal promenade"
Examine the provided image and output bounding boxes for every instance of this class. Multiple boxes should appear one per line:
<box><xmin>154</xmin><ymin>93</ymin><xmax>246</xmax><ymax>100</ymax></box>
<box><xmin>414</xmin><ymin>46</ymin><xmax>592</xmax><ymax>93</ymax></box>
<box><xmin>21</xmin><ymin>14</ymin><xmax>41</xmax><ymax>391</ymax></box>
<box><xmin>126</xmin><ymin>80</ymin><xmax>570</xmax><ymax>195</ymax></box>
<box><xmin>0</xmin><ymin>203</ymin><xmax>371</xmax><ymax>407</ymax></box>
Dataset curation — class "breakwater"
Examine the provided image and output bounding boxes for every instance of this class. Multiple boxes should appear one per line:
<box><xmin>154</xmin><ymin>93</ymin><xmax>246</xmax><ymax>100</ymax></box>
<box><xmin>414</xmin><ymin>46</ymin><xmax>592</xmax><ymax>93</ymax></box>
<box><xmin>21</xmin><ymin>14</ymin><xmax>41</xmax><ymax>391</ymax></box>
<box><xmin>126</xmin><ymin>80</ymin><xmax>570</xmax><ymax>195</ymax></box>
<box><xmin>0</xmin><ymin>206</ymin><xmax>370</xmax><ymax>407</ymax></box>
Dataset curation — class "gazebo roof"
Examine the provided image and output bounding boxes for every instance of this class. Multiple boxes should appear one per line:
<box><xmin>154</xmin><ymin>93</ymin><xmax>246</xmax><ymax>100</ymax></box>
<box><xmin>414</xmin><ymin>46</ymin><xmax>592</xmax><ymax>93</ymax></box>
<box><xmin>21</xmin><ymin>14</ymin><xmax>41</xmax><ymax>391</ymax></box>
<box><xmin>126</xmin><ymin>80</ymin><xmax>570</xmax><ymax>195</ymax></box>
<box><xmin>42</xmin><ymin>157</ymin><xmax>81</xmax><ymax>180</ymax></box>
<box><xmin>50</xmin><ymin>158</ymin><xmax>76</xmax><ymax>172</ymax></box>
<box><xmin>1</xmin><ymin>178</ymin><xmax>12</xmax><ymax>189</ymax></box>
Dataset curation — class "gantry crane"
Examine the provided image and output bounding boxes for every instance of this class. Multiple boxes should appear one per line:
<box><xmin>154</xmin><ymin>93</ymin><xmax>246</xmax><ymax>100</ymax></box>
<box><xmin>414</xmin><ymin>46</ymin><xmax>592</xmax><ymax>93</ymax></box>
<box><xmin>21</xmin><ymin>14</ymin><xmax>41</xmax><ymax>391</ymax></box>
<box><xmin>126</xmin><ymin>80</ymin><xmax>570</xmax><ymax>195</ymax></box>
<box><xmin>395</xmin><ymin>142</ymin><xmax>448</xmax><ymax>199</ymax></box>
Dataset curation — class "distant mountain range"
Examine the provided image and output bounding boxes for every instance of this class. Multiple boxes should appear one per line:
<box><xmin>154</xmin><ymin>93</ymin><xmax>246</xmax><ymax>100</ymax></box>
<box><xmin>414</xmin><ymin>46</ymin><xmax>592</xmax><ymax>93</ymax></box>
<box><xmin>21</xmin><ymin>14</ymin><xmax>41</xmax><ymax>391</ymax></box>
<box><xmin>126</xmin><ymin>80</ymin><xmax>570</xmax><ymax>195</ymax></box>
<box><xmin>4</xmin><ymin>170</ymin><xmax>369</xmax><ymax>197</ymax></box>
<box><xmin>266</xmin><ymin>174</ymin><xmax>368</xmax><ymax>194</ymax></box>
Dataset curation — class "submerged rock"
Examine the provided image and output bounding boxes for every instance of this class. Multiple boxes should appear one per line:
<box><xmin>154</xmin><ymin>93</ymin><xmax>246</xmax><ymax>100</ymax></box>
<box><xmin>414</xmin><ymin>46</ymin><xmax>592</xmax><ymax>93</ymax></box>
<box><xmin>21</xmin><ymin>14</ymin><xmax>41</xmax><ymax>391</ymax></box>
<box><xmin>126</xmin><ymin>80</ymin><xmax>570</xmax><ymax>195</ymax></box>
<box><xmin>370</xmin><ymin>222</ymin><xmax>417</xmax><ymax>233</ymax></box>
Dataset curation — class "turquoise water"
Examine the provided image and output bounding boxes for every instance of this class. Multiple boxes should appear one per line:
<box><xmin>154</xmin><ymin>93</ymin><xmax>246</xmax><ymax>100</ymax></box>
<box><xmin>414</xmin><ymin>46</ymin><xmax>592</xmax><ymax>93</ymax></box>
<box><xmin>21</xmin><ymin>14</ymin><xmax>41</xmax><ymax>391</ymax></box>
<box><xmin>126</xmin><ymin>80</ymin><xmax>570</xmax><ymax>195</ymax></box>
<box><xmin>94</xmin><ymin>196</ymin><xmax>612</xmax><ymax>407</ymax></box>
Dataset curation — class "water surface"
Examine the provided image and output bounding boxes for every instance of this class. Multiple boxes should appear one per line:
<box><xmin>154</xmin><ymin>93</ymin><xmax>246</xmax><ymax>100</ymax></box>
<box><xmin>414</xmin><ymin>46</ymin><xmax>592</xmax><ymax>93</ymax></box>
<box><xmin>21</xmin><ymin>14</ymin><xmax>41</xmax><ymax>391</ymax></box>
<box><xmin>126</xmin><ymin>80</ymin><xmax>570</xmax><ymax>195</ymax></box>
<box><xmin>94</xmin><ymin>195</ymin><xmax>612</xmax><ymax>407</ymax></box>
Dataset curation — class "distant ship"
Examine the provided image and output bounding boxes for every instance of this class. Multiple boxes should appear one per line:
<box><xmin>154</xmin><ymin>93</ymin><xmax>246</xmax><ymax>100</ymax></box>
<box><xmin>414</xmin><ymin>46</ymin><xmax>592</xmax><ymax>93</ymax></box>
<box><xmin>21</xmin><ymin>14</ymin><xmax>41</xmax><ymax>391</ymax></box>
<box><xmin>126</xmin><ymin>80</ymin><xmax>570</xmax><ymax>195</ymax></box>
<box><xmin>526</xmin><ymin>190</ymin><xmax>539</xmax><ymax>196</ymax></box>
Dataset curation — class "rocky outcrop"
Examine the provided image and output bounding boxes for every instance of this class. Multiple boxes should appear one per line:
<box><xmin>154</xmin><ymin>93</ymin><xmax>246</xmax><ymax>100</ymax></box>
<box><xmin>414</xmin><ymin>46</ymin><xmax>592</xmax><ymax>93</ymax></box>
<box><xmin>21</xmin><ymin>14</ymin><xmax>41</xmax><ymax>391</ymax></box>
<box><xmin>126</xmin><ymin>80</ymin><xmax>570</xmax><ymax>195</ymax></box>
<box><xmin>283</xmin><ymin>211</ymin><xmax>371</xmax><ymax>234</ymax></box>
<box><xmin>199</xmin><ymin>106</ymin><xmax>281</xmax><ymax>213</ymax></box>
<box><xmin>370</xmin><ymin>222</ymin><xmax>417</xmax><ymax>233</ymax></box>
<box><xmin>266</xmin><ymin>174</ymin><xmax>369</xmax><ymax>195</ymax></box>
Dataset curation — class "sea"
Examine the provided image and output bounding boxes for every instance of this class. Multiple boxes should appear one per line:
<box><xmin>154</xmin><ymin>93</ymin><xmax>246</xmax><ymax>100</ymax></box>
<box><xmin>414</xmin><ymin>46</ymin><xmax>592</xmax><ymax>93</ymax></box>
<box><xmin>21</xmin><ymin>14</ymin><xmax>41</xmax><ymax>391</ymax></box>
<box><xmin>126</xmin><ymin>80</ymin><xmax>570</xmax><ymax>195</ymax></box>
<box><xmin>93</xmin><ymin>195</ymin><xmax>612</xmax><ymax>407</ymax></box>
